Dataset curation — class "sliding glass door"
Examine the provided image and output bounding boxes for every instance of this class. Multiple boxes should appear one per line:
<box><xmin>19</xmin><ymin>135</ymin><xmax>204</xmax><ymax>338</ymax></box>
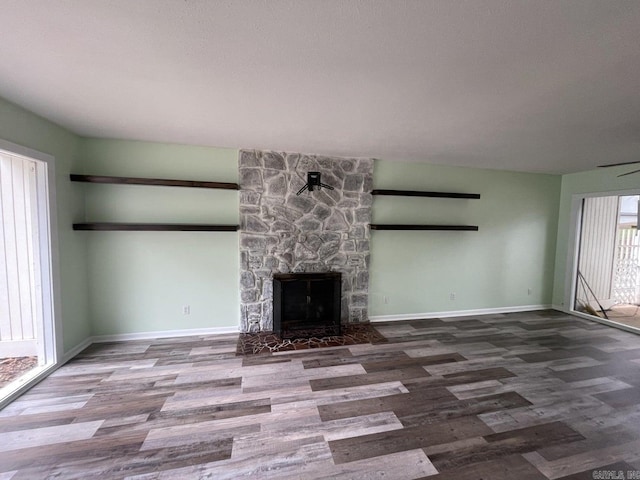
<box><xmin>573</xmin><ymin>194</ymin><xmax>640</xmax><ymax>330</ymax></box>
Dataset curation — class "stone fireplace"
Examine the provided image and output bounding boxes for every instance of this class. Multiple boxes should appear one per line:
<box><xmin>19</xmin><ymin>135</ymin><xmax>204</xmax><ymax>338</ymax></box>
<box><xmin>239</xmin><ymin>150</ymin><xmax>373</xmax><ymax>333</ymax></box>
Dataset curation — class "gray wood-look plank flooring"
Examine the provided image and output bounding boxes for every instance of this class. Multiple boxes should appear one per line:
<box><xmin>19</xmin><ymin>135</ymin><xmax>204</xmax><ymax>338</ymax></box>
<box><xmin>2</xmin><ymin>310</ymin><xmax>640</xmax><ymax>479</ymax></box>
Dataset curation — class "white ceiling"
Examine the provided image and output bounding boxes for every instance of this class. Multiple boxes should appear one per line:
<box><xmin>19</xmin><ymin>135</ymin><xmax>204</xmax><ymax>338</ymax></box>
<box><xmin>1</xmin><ymin>0</ymin><xmax>639</xmax><ymax>174</ymax></box>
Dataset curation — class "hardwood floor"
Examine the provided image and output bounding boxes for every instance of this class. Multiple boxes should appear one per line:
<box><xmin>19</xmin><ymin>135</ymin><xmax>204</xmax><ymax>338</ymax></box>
<box><xmin>2</xmin><ymin>310</ymin><xmax>640</xmax><ymax>479</ymax></box>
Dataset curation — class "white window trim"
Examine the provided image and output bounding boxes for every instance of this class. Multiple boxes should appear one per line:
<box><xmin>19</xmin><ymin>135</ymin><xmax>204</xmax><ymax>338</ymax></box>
<box><xmin>0</xmin><ymin>138</ymin><xmax>63</xmax><ymax>408</ymax></box>
<box><xmin>565</xmin><ymin>188</ymin><xmax>640</xmax><ymax>333</ymax></box>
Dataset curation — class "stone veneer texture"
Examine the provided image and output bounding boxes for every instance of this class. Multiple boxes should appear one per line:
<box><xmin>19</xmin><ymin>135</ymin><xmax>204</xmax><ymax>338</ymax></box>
<box><xmin>239</xmin><ymin>150</ymin><xmax>373</xmax><ymax>333</ymax></box>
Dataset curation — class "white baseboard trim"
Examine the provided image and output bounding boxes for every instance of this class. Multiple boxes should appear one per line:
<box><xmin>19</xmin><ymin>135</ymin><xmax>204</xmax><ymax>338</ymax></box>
<box><xmin>91</xmin><ymin>325</ymin><xmax>239</xmax><ymax>343</ymax></box>
<box><xmin>369</xmin><ymin>304</ymin><xmax>552</xmax><ymax>322</ymax></box>
<box><xmin>61</xmin><ymin>337</ymin><xmax>94</xmax><ymax>364</ymax></box>
<box><xmin>58</xmin><ymin>326</ymin><xmax>239</xmax><ymax>363</ymax></box>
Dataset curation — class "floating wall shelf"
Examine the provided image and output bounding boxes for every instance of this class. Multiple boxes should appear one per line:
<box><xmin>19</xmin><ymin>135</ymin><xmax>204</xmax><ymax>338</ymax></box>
<box><xmin>371</xmin><ymin>189</ymin><xmax>480</xmax><ymax>199</ymax></box>
<box><xmin>70</xmin><ymin>174</ymin><xmax>239</xmax><ymax>190</ymax></box>
<box><xmin>370</xmin><ymin>224</ymin><xmax>478</xmax><ymax>231</ymax></box>
<box><xmin>71</xmin><ymin>173</ymin><xmax>238</xmax><ymax>232</ymax></box>
<box><xmin>370</xmin><ymin>188</ymin><xmax>480</xmax><ymax>232</ymax></box>
<box><xmin>73</xmin><ymin>223</ymin><xmax>239</xmax><ymax>232</ymax></box>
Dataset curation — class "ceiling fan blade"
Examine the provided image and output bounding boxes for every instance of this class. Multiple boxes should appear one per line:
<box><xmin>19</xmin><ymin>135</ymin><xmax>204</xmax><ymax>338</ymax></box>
<box><xmin>618</xmin><ymin>168</ymin><xmax>640</xmax><ymax>177</ymax></box>
<box><xmin>598</xmin><ymin>160</ymin><xmax>640</xmax><ymax>168</ymax></box>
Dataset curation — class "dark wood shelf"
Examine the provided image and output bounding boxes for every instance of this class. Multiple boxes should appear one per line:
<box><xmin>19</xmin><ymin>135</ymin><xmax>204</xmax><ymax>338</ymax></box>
<box><xmin>372</xmin><ymin>189</ymin><xmax>480</xmax><ymax>199</ymax></box>
<box><xmin>73</xmin><ymin>223</ymin><xmax>239</xmax><ymax>232</ymax></box>
<box><xmin>370</xmin><ymin>224</ymin><xmax>478</xmax><ymax>231</ymax></box>
<box><xmin>70</xmin><ymin>174</ymin><xmax>238</xmax><ymax>190</ymax></box>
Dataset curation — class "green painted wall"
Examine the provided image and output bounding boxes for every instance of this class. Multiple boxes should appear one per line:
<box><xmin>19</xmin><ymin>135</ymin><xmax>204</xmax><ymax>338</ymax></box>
<box><xmin>370</xmin><ymin>159</ymin><xmax>561</xmax><ymax>316</ymax></box>
<box><xmin>0</xmin><ymin>94</ymin><xmax>583</xmax><ymax>340</ymax></box>
<box><xmin>79</xmin><ymin>139</ymin><xmax>239</xmax><ymax>335</ymax></box>
<box><xmin>80</xmin><ymin>141</ymin><xmax>564</xmax><ymax>332</ymax></box>
<box><xmin>552</xmin><ymin>168</ymin><xmax>640</xmax><ymax>309</ymax></box>
<box><xmin>0</xmin><ymin>97</ymin><xmax>89</xmax><ymax>353</ymax></box>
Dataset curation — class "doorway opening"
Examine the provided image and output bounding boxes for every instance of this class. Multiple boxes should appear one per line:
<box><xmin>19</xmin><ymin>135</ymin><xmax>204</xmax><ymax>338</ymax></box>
<box><xmin>0</xmin><ymin>140</ymin><xmax>59</xmax><ymax>407</ymax></box>
<box><xmin>573</xmin><ymin>193</ymin><xmax>640</xmax><ymax>331</ymax></box>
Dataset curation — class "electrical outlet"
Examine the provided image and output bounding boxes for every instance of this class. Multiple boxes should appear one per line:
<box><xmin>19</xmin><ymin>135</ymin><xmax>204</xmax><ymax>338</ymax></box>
<box><xmin>183</xmin><ymin>305</ymin><xmax>191</xmax><ymax>315</ymax></box>
<box><xmin>383</xmin><ymin>296</ymin><xmax>389</xmax><ymax>304</ymax></box>
<box><xmin>527</xmin><ymin>288</ymin><xmax>533</xmax><ymax>296</ymax></box>
<box><xmin>450</xmin><ymin>293</ymin><xmax>456</xmax><ymax>301</ymax></box>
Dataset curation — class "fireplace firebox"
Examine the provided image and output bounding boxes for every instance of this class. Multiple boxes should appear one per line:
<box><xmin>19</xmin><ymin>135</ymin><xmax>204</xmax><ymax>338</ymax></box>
<box><xmin>273</xmin><ymin>272</ymin><xmax>341</xmax><ymax>338</ymax></box>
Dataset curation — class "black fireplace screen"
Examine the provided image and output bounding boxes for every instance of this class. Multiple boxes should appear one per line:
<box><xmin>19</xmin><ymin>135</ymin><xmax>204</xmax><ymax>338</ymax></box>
<box><xmin>273</xmin><ymin>272</ymin><xmax>341</xmax><ymax>338</ymax></box>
